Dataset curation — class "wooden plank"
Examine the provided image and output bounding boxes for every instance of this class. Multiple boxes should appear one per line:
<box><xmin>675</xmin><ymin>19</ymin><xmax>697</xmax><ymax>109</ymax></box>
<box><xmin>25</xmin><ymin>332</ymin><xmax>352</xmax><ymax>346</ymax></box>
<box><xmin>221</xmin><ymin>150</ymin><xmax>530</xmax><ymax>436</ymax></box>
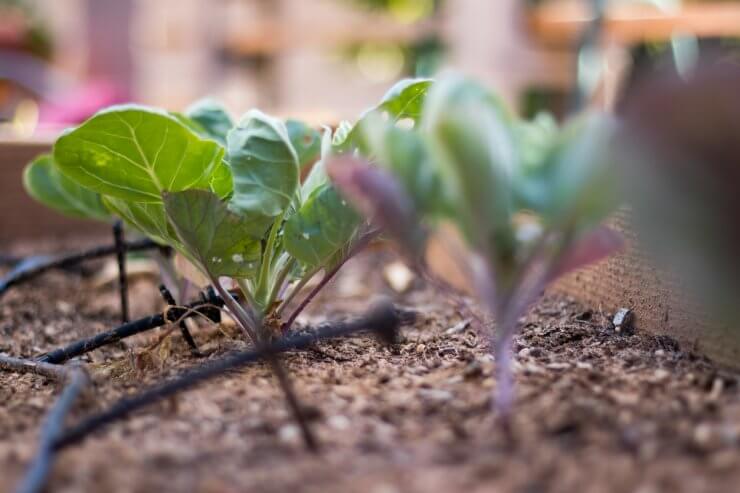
<box><xmin>528</xmin><ymin>1</ymin><xmax>740</xmax><ymax>46</ymax></box>
<box><xmin>0</xmin><ymin>139</ymin><xmax>107</xmax><ymax>243</ymax></box>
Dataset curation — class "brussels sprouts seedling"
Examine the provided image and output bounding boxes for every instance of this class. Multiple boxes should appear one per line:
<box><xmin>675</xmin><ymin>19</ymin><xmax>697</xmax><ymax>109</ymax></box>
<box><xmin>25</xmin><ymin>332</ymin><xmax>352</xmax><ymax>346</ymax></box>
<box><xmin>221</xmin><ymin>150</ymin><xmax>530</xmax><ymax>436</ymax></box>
<box><xmin>329</xmin><ymin>76</ymin><xmax>623</xmax><ymax>419</ymax></box>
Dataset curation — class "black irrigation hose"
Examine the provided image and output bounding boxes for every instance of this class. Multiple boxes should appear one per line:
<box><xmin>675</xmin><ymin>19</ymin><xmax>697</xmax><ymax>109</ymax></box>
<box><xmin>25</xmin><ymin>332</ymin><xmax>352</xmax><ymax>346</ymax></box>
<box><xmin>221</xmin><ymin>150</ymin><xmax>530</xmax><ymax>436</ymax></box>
<box><xmin>38</xmin><ymin>289</ymin><xmax>223</xmax><ymax>364</ymax></box>
<box><xmin>15</xmin><ymin>368</ymin><xmax>90</xmax><ymax>493</ymax></box>
<box><xmin>0</xmin><ymin>238</ymin><xmax>161</xmax><ymax>299</ymax></box>
<box><xmin>53</xmin><ymin>299</ymin><xmax>403</xmax><ymax>451</ymax></box>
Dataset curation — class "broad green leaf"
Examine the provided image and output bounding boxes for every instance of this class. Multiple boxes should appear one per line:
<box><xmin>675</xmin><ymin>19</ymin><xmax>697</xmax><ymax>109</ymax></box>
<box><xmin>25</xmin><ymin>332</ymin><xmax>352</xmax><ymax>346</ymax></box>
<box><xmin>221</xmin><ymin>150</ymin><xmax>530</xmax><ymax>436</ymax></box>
<box><xmin>163</xmin><ymin>190</ymin><xmax>262</xmax><ymax>277</ymax></box>
<box><xmin>286</xmin><ymin>119</ymin><xmax>321</xmax><ymax>170</ymax></box>
<box><xmin>103</xmin><ymin>196</ymin><xmax>181</xmax><ymax>248</ymax></box>
<box><xmin>227</xmin><ymin>110</ymin><xmax>300</xmax><ymax>222</ymax></box>
<box><xmin>171</xmin><ymin>109</ymin><xmax>234</xmax><ymax>199</ymax></box>
<box><xmin>53</xmin><ymin>105</ymin><xmax>225</xmax><ymax>203</ymax></box>
<box><xmin>23</xmin><ymin>154</ymin><xmax>110</xmax><ymax>221</ymax></box>
<box><xmin>283</xmin><ymin>183</ymin><xmax>360</xmax><ymax>268</ymax></box>
<box><xmin>185</xmin><ymin>99</ymin><xmax>234</xmax><ymax>145</ymax></box>
<box><xmin>423</xmin><ymin>75</ymin><xmax>516</xmax><ymax>257</ymax></box>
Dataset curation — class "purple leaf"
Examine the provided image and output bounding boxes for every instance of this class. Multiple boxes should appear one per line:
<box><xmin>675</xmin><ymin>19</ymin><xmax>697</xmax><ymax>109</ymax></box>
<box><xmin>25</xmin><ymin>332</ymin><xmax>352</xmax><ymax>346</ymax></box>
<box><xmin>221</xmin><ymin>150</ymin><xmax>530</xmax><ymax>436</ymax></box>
<box><xmin>548</xmin><ymin>225</ymin><xmax>624</xmax><ymax>283</ymax></box>
<box><xmin>327</xmin><ymin>156</ymin><xmax>426</xmax><ymax>265</ymax></box>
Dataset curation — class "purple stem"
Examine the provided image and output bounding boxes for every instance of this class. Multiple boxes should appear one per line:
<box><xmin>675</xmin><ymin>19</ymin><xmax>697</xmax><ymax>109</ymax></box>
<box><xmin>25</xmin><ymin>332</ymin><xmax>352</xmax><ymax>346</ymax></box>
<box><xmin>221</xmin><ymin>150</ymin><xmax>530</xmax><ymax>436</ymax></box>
<box><xmin>281</xmin><ymin>229</ymin><xmax>378</xmax><ymax>333</ymax></box>
<box><xmin>281</xmin><ymin>263</ymin><xmax>342</xmax><ymax>333</ymax></box>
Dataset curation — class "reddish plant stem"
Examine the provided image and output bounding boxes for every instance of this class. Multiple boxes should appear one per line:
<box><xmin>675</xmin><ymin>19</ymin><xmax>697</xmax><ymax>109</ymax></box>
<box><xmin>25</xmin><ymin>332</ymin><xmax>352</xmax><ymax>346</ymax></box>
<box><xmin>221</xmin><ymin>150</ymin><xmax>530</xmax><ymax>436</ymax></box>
<box><xmin>281</xmin><ymin>230</ymin><xmax>379</xmax><ymax>333</ymax></box>
<box><xmin>0</xmin><ymin>354</ymin><xmax>70</xmax><ymax>380</ymax></box>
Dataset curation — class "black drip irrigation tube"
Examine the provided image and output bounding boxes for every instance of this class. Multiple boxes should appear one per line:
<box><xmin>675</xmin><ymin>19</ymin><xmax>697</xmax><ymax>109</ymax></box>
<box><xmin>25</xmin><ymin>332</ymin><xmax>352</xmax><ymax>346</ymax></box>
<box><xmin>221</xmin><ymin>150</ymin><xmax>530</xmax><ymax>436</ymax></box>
<box><xmin>13</xmin><ymin>299</ymin><xmax>409</xmax><ymax>493</ymax></box>
<box><xmin>0</xmin><ymin>238</ymin><xmax>161</xmax><ymax>299</ymax></box>
<box><xmin>37</xmin><ymin>287</ymin><xmax>222</xmax><ymax>364</ymax></box>
<box><xmin>14</xmin><ymin>368</ymin><xmax>90</xmax><ymax>493</ymax></box>
<box><xmin>54</xmin><ymin>299</ymin><xmax>403</xmax><ymax>450</ymax></box>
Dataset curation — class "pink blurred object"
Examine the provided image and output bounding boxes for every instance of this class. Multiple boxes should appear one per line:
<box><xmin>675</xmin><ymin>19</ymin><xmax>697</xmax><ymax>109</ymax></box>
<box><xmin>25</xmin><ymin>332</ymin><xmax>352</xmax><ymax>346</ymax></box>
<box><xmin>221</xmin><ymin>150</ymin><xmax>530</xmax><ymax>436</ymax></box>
<box><xmin>38</xmin><ymin>79</ymin><xmax>128</xmax><ymax>125</ymax></box>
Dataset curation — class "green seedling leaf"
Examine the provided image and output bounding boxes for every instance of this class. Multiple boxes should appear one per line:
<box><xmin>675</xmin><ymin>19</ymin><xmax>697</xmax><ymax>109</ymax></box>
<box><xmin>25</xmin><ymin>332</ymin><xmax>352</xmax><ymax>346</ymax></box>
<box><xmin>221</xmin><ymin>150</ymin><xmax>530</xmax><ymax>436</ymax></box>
<box><xmin>163</xmin><ymin>189</ymin><xmax>262</xmax><ymax>277</ymax></box>
<box><xmin>354</xmin><ymin>114</ymin><xmax>445</xmax><ymax>216</ymax></box>
<box><xmin>374</xmin><ymin>77</ymin><xmax>433</xmax><ymax>123</ymax></box>
<box><xmin>53</xmin><ymin>105</ymin><xmax>225</xmax><ymax>203</ymax></box>
<box><xmin>332</xmin><ymin>120</ymin><xmax>354</xmax><ymax>148</ymax></box>
<box><xmin>423</xmin><ymin>75</ymin><xmax>516</xmax><ymax>260</ymax></box>
<box><xmin>23</xmin><ymin>154</ymin><xmax>110</xmax><ymax>221</ymax></box>
<box><xmin>185</xmin><ymin>98</ymin><xmax>234</xmax><ymax>145</ymax></box>
<box><xmin>300</xmin><ymin>128</ymin><xmax>333</xmax><ymax>200</ymax></box>
<box><xmin>334</xmin><ymin>78</ymin><xmax>434</xmax><ymax>154</ymax></box>
<box><xmin>283</xmin><ymin>182</ymin><xmax>360</xmax><ymax>268</ymax></box>
<box><xmin>540</xmin><ymin>113</ymin><xmax>618</xmax><ymax>232</ymax></box>
<box><xmin>286</xmin><ymin>119</ymin><xmax>321</xmax><ymax>170</ymax></box>
<box><xmin>228</xmin><ymin>110</ymin><xmax>300</xmax><ymax>224</ymax></box>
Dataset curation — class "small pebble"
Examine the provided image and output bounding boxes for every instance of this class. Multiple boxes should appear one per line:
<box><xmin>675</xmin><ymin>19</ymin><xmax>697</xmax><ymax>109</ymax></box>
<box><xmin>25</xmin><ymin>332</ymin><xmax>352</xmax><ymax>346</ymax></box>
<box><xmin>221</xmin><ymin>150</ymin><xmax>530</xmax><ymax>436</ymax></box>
<box><xmin>613</xmin><ymin>308</ymin><xmax>634</xmax><ymax>334</ymax></box>
<box><xmin>445</xmin><ymin>319</ymin><xmax>471</xmax><ymax>335</ymax></box>
<box><xmin>327</xmin><ymin>415</ymin><xmax>351</xmax><ymax>431</ymax></box>
<box><xmin>277</xmin><ymin>424</ymin><xmax>301</xmax><ymax>445</ymax></box>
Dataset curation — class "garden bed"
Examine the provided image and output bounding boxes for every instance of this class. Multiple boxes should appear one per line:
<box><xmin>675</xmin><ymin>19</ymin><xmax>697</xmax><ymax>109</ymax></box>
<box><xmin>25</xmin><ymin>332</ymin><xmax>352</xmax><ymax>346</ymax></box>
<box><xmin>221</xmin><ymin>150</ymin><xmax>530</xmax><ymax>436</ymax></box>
<box><xmin>1</xmin><ymin>237</ymin><xmax>740</xmax><ymax>493</ymax></box>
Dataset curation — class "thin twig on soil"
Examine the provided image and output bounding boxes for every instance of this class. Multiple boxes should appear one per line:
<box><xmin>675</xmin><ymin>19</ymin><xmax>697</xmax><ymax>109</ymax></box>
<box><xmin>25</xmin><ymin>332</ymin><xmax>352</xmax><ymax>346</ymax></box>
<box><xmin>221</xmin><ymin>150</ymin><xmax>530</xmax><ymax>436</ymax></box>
<box><xmin>0</xmin><ymin>238</ymin><xmax>161</xmax><ymax>299</ymax></box>
<box><xmin>159</xmin><ymin>284</ymin><xmax>200</xmax><ymax>354</ymax></box>
<box><xmin>14</xmin><ymin>367</ymin><xmax>90</xmax><ymax>493</ymax></box>
<box><xmin>0</xmin><ymin>354</ymin><xmax>71</xmax><ymax>380</ymax></box>
<box><xmin>53</xmin><ymin>299</ymin><xmax>403</xmax><ymax>451</ymax></box>
<box><xmin>37</xmin><ymin>289</ymin><xmax>224</xmax><ymax>364</ymax></box>
<box><xmin>112</xmin><ymin>221</ymin><xmax>130</xmax><ymax>323</ymax></box>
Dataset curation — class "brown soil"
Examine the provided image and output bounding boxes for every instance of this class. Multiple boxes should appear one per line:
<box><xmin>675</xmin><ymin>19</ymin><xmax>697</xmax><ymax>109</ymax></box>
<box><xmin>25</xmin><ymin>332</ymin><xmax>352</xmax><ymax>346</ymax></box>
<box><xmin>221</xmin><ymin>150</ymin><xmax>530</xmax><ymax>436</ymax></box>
<box><xmin>1</xmin><ymin>237</ymin><xmax>740</xmax><ymax>493</ymax></box>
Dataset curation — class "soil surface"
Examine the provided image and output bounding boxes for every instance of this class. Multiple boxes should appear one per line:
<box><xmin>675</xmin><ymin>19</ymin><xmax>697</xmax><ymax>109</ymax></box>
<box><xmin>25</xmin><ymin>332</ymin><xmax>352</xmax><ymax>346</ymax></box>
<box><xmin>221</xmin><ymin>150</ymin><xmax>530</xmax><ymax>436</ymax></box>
<box><xmin>1</xmin><ymin>237</ymin><xmax>740</xmax><ymax>493</ymax></box>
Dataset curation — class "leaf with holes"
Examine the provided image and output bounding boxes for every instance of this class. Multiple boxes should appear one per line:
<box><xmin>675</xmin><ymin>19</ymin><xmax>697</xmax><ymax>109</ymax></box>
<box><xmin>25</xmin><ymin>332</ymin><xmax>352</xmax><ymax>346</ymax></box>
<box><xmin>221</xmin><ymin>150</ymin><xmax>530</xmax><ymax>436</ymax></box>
<box><xmin>163</xmin><ymin>189</ymin><xmax>262</xmax><ymax>277</ymax></box>
<box><xmin>283</xmin><ymin>183</ymin><xmax>360</xmax><ymax>268</ymax></box>
<box><xmin>286</xmin><ymin>119</ymin><xmax>321</xmax><ymax>171</ymax></box>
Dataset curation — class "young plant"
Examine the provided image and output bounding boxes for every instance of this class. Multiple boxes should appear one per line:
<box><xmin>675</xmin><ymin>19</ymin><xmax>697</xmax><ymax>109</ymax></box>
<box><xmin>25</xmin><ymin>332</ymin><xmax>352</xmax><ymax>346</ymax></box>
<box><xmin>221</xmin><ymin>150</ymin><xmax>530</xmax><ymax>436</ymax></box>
<box><xmin>26</xmin><ymin>98</ymin><xmax>366</xmax><ymax>346</ymax></box>
<box><xmin>328</xmin><ymin>75</ymin><xmax>623</xmax><ymax>418</ymax></box>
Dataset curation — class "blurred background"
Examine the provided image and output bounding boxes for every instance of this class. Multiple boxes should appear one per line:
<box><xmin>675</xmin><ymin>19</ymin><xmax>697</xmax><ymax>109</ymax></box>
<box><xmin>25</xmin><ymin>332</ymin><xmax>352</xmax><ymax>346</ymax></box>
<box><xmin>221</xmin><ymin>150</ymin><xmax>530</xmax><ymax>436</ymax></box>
<box><xmin>2</xmin><ymin>0</ymin><xmax>739</xmax><ymax>140</ymax></box>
